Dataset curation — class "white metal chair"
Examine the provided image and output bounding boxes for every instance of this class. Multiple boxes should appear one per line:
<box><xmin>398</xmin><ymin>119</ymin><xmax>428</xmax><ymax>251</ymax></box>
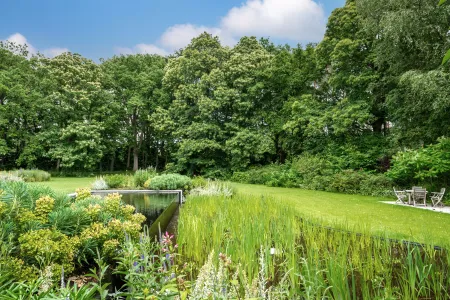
<box><xmin>393</xmin><ymin>188</ymin><xmax>407</xmax><ymax>204</ymax></box>
<box><xmin>431</xmin><ymin>188</ymin><xmax>446</xmax><ymax>207</ymax></box>
<box><xmin>412</xmin><ymin>187</ymin><xmax>427</xmax><ymax>206</ymax></box>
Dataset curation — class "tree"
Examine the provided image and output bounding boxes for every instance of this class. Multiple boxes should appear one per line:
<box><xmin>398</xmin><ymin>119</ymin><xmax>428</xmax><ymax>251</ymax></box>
<box><xmin>163</xmin><ymin>33</ymin><xmax>230</xmax><ymax>175</ymax></box>
<box><xmin>102</xmin><ymin>54</ymin><xmax>168</xmax><ymax>171</ymax></box>
<box><xmin>36</xmin><ymin>52</ymin><xmax>110</xmax><ymax>171</ymax></box>
<box><xmin>0</xmin><ymin>42</ymin><xmax>44</xmax><ymax>168</ymax></box>
<box><xmin>357</xmin><ymin>0</ymin><xmax>450</xmax><ymax>146</ymax></box>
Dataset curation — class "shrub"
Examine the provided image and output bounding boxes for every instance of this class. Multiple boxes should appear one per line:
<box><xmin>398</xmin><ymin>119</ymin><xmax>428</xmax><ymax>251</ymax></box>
<box><xmin>360</xmin><ymin>174</ymin><xmax>393</xmax><ymax>197</ymax></box>
<box><xmin>91</xmin><ymin>176</ymin><xmax>108</xmax><ymax>190</ymax></box>
<box><xmin>104</xmin><ymin>174</ymin><xmax>129</xmax><ymax>188</ymax></box>
<box><xmin>231</xmin><ymin>164</ymin><xmax>298</xmax><ymax>187</ymax></box>
<box><xmin>0</xmin><ymin>173</ymin><xmax>24</xmax><ymax>182</ymax></box>
<box><xmin>15</xmin><ymin>169</ymin><xmax>51</xmax><ymax>182</ymax></box>
<box><xmin>190</xmin><ymin>180</ymin><xmax>234</xmax><ymax>197</ymax></box>
<box><xmin>148</xmin><ymin>173</ymin><xmax>192</xmax><ymax>191</ymax></box>
<box><xmin>291</xmin><ymin>154</ymin><xmax>334</xmax><ymax>181</ymax></box>
<box><xmin>387</xmin><ymin>137</ymin><xmax>450</xmax><ymax>186</ymax></box>
<box><xmin>133</xmin><ymin>168</ymin><xmax>157</xmax><ymax>187</ymax></box>
<box><xmin>75</xmin><ymin>188</ymin><xmax>91</xmax><ymax>201</ymax></box>
<box><xmin>18</xmin><ymin>228</ymin><xmax>80</xmax><ymax>276</ymax></box>
<box><xmin>328</xmin><ymin>170</ymin><xmax>368</xmax><ymax>194</ymax></box>
<box><xmin>192</xmin><ymin>176</ymin><xmax>208</xmax><ymax>188</ymax></box>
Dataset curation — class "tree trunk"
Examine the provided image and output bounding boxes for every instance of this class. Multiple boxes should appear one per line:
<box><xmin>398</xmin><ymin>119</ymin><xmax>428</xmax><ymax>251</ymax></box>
<box><xmin>56</xmin><ymin>159</ymin><xmax>60</xmax><ymax>172</ymax></box>
<box><xmin>110</xmin><ymin>153</ymin><xmax>115</xmax><ymax>172</ymax></box>
<box><xmin>155</xmin><ymin>144</ymin><xmax>159</xmax><ymax>170</ymax></box>
<box><xmin>127</xmin><ymin>146</ymin><xmax>131</xmax><ymax>170</ymax></box>
<box><xmin>372</xmin><ymin>117</ymin><xmax>384</xmax><ymax>133</ymax></box>
<box><xmin>133</xmin><ymin>147</ymin><xmax>139</xmax><ymax>171</ymax></box>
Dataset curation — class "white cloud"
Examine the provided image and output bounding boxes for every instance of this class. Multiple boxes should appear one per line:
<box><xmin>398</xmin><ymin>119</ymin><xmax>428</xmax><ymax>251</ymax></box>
<box><xmin>3</xmin><ymin>33</ymin><xmax>37</xmax><ymax>54</ymax></box>
<box><xmin>42</xmin><ymin>47</ymin><xmax>69</xmax><ymax>58</ymax></box>
<box><xmin>159</xmin><ymin>24</ymin><xmax>235</xmax><ymax>50</ymax></box>
<box><xmin>3</xmin><ymin>33</ymin><xmax>69</xmax><ymax>58</ymax></box>
<box><xmin>135</xmin><ymin>43</ymin><xmax>169</xmax><ymax>56</ymax></box>
<box><xmin>221</xmin><ymin>0</ymin><xmax>326</xmax><ymax>42</ymax></box>
<box><xmin>118</xmin><ymin>0</ymin><xmax>325</xmax><ymax>55</ymax></box>
<box><xmin>114</xmin><ymin>44</ymin><xmax>168</xmax><ymax>56</ymax></box>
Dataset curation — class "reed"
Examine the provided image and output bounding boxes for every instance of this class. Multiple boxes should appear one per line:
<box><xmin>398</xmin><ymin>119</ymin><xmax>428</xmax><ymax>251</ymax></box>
<box><xmin>177</xmin><ymin>194</ymin><xmax>450</xmax><ymax>298</ymax></box>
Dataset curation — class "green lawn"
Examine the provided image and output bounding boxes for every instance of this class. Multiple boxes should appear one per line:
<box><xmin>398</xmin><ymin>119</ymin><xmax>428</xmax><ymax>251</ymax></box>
<box><xmin>28</xmin><ymin>177</ymin><xmax>94</xmax><ymax>193</ymax></box>
<box><xmin>28</xmin><ymin>178</ymin><xmax>450</xmax><ymax>246</ymax></box>
<box><xmin>232</xmin><ymin>183</ymin><xmax>450</xmax><ymax>246</ymax></box>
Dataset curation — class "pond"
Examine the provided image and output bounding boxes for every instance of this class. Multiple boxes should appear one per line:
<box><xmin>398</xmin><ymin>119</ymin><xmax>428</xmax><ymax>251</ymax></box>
<box><xmin>92</xmin><ymin>191</ymin><xmax>180</xmax><ymax>230</ymax></box>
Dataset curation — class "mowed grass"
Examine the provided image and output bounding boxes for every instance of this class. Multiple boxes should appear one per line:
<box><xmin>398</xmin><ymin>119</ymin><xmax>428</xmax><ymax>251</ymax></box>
<box><xmin>232</xmin><ymin>183</ymin><xmax>450</xmax><ymax>246</ymax></box>
<box><xmin>28</xmin><ymin>177</ymin><xmax>94</xmax><ymax>193</ymax></box>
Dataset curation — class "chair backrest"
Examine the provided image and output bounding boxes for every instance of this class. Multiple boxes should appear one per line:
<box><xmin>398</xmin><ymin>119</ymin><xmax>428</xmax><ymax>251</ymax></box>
<box><xmin>393</xmin><ymin>187</ymin><xmax>404</xmax><ymax>195</ymax></box>
<box><xmin>412</xmin><ymin>186</ymin><xmax>422</xmax><ymax>190</ymax></box>
<box><xmin>441</xmin><ymin>188</ymin><xmax>446</xmax><ymax>195</ymax></box>
<box><xmin>413</xmin><ymin>187</ymin><xmax>427</xmax><ymax>199</ymax></box>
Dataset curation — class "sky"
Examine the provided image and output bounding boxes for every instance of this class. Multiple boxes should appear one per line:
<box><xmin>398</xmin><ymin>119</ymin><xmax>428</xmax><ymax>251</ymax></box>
<box><xmin>1</xmin><ymin>0</ymin><xmax>346</xmax><ymax>61</ymax></box>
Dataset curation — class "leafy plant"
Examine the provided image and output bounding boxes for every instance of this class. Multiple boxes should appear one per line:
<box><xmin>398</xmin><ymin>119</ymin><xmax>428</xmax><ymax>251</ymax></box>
<box><xmin>104</xmin><ymin>174</ymin><xmax>129</xmax><ymax>188</ymax></box>
<box><xmin>148</xmin><ymin>174</ymin><xmax>192</xmax><ymax>191</ymax></box>
<box><xmin>133</xmin><ymin>168</ymin><xmax>157</xmax><ymax>188</ymax></box>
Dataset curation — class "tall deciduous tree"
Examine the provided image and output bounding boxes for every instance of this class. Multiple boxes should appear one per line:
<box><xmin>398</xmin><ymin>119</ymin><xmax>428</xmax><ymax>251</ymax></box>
<box><xmin>102</xmin><ymin>54</ymin><xmax>168</xmax><ymax>171</ymax></box>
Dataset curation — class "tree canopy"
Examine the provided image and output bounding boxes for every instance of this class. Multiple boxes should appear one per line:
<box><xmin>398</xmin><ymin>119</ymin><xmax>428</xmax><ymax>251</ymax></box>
<box><xmin>1</xmin><ymin>0</ymin><xmax>449</xmax><ymax>182</ymax></box>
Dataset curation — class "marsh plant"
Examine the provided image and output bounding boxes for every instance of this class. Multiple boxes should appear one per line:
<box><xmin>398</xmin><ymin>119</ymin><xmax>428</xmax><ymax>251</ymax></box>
<box><xmin>189</xmin><ymin>180</ymin><xmax>234</xmax><ymax>197</ymax></box>
<box><xmin>178</xmin><ymin>194</ymin><xmax>450</xmax><ymax>299</ymax></box>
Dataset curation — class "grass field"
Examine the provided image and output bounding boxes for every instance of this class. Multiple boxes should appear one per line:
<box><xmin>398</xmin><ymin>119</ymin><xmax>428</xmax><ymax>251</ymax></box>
<box><xmin>28</xmin><ymin>177</ymin><xmax>94</xmax><ymax>193</ymax></box>
<box><xmin>232</xmin><ymin>183</ymin><xmax>450</xmax><ymax>246</ymax></box>
<box><xmin>28</xmin><ymin>177</ymin><xmax>450</xmax><ymax>245</ymax></box>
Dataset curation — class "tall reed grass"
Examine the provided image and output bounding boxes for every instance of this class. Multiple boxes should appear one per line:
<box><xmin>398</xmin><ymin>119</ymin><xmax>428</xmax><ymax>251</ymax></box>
<box><xmin>177</xmin><ymin>194</ymin><xmax>450</xmax><ymax>299</ymax></box>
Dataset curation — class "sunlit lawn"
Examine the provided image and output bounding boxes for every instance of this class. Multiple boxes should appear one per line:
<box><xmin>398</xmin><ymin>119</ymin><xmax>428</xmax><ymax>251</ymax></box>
<box><xmin>232</xmin><ymin>183</ymin><xmax>450</xmax><ymax>246</ymax></box>
<box><xmin>28</xmin><ymin>177</ymin><xmax>94</xmax><ymax>193</ymax></box>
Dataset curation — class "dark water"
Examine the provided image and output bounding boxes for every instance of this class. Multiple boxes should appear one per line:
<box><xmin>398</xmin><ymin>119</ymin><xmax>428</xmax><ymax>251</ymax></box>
<box><xmin>95</xmin><ymin>192</ymin><xmax>178</xmax><ymax>227</ymax></box>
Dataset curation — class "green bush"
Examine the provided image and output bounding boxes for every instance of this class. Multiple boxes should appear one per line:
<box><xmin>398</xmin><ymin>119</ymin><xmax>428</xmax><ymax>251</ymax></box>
<box><xmin>360</xmin><ymin>174</ymin><xmax>393</xmax><ymax>197</ymax></box>
<box><xmin>148</xmin><ymin>173</ymin><xmax>192</xmax><ymax>191</ymax></box>
<box><xmin>291</xmin><ymin>154</ymin><xmax>334</xmax><ymax>181</ymax></box>
<box><xmin>192</xmin><ymin>176</ymin><xmax>208</xmax><ymax>188</ymax></box>
<box><xmin>230</xmin><ymin>164</ymin><xmax>297</xmax><ymax>187</ymax></box>
<box><xmin>133</xmin><ymin>168</ymin><xmax>157</xmax><ymax>187</ymax></box>
<box><xmin>387</xmin><ymin>137</ymin><xmax>450</xmax><ymax>186</ymax></box>
<box><xmin>0</xmin><ymin>181</ymin><xmax>146</xmax><ymax>282</ymax></box>
<box><xmin>230</xmin><ymin>158</ymin><xmax>394</xmax><ymax>197</ymax></box>
<box><xmin>229</xmin><ymin>171</ymin><xmax>251</xmax><ymax>183</ymax></box>
<box><xmin>104</xmin><ymin>174</ymin><xmax>129</xmax><ymax>188</ymax></box>
<box><xmin>328</xmin><ymin>170</ymin><xmax>369</xmax><ymax>194</ymax></box>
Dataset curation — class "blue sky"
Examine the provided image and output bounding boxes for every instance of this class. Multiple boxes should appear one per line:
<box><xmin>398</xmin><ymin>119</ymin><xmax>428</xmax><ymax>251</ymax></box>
<box><xmin>1</xmin><ymin>0</ymin><xmax>345</xmax><ymax>60</ymax></box>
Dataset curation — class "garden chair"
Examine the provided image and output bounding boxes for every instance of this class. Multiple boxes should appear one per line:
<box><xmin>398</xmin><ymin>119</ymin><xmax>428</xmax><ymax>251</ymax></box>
<box><xmin>431</xmin><ymin>188</ymin><xmax>446</xmax><ymax>207</ymax></box>
<box><xmin>393</xmin><ymin>188</ymin><xmax>407</xmax><ymax>204</ymax></box>
<box><xmin>412</xmin><ymin>187</ymin><xmax>427</xmax><ymax>206</ymax></box>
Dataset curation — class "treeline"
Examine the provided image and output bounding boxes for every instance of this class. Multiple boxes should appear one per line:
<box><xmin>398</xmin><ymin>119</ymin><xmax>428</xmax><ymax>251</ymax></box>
<box><xmin>1</xmin><ymin>0</ymin><xmax>449</xmax><ymax>183</ymax></box>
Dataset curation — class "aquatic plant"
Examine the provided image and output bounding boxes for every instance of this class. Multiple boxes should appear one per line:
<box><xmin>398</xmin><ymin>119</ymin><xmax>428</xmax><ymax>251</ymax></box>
<box><xmin>178</xmin><ymin>193</ymin><xmax>450</xmax><ymax>298</ymax></box>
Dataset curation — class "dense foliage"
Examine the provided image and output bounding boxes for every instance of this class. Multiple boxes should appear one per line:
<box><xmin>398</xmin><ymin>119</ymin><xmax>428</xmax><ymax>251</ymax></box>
<box><xmin>0</xmin><ymin>182</ymin><xmax>146</xmax><ymax>283</ymax></box>
<box><xmin>1</xmin><ymin>0</ymin><xmax>449</xmax><ymax>188</ymax></box>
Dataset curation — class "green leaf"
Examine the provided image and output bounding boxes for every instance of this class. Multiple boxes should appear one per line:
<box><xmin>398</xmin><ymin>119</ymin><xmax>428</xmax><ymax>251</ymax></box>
<box><xmin>442</xmin><ymin>49</ymin><xmax>450</xmax><ymax>65</ymax></box>
<box><xmin>438</xmin><ymin>0</ymin><xmax>447</xmax><ymax>6</ymax></box>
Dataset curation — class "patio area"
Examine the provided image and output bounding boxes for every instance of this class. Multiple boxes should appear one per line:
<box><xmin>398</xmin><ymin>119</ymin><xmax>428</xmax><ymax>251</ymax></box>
<box><xmin>381</xmin><ymin>201</ymin><xmax>450</xmax><ymax>214</ymax></box>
